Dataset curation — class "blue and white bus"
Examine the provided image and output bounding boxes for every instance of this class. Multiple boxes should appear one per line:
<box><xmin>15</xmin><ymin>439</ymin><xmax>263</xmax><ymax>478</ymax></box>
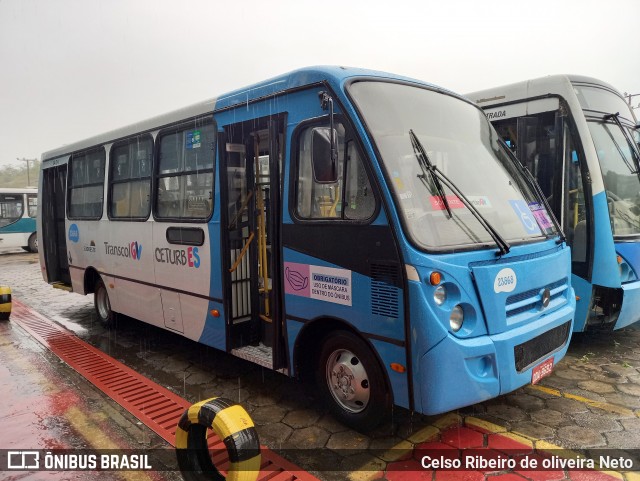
<box><xmin>39</xmin><ymin>67</ymin><xmax>575</xmax><ymax>429</ymax></box>
<box><xmin>0</xmin><ymin>188</ymin><xmax>38</xmax><ymax>252</ymax></box>
<box><xmin>468</xmin><ymin>75</ymin><xmax>640</xmax><ymax>332</ymax></box>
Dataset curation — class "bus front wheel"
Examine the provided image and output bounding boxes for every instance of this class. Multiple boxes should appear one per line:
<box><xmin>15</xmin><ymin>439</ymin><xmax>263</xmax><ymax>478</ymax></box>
<box><xmin>316</xmin><ymin>331</ymin><xmax>390</xmax><ymax>431</ymax></box>
<box><xmin>94</xmin><ymin>279</ymin><xmax>115</xmax><ymax>328</ymax></box>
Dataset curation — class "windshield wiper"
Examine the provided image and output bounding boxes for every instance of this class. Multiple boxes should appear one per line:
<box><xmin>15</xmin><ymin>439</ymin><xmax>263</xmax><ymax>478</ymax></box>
<box><xmin>604</xmin><ymin>112</ymin><xmax>640</xmax><ymax>176</ymax></box>
<box><xmin>410</xmin><ymin>129</ymin><xmax>452</xmax><ymax>218</ymax></box>
<box><xmin>409</xmin><ymin>129</ymin><xmax>510</xmax><ymax>255</ymax></box>
<box><xmin>498</xmin><ymin>138</ymin><xmax>566</xmax><ymax>244</ymax></box>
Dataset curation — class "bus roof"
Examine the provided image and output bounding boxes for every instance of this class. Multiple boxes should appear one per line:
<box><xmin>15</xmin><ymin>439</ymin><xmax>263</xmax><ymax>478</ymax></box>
<box><xmin>41</xmin><ymin>66</ymin><xmax>450</xmax><ymax>162</ymax></box>
<box><xmin>466</xmin><ymin>74</ymin><xmax>621</xmax><ymax>106</ymax></box>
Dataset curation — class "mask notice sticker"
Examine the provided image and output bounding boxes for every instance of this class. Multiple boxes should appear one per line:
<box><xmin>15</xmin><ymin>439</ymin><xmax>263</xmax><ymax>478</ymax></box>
<box><xmin>284</xmin><ymin>262</ymin><xmax>352</xmax><ymax>306</ymax></box>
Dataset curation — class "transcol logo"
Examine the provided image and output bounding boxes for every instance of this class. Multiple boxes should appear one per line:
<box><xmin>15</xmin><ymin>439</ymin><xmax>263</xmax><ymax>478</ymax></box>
<box><xmin>130</xmin><ymin>241</ymin><xmax>142</xmax><ymax>260</ymax></box>
<box><xmin>104</xmin><ymin>241</ymin><xmax>142</xmax><ymax>260</ymax></box>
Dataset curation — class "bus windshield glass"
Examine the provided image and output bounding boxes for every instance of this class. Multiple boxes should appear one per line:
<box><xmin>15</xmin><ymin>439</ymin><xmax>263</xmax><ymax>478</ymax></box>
<box><xmin>348</xmin><ymin>80</ymin><xmax>556</xmax><ymax>251</ymax></box>
<box><xmin>574</xmin><ymin>85</ymin><xmax>636</xmax><ymax>124</ymax></box>
<box><xmin>576</xmin><ymin>85</ymin><xmax>640</xmax><ymax>237</ymax></box>
<box><xmin>587</xmin><ymin>121</ymin><xmax>640</xmax><ymax>236</ymax></box>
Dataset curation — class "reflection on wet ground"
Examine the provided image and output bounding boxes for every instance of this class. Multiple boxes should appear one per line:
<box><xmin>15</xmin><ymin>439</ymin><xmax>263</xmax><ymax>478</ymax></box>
<box><xmin>0</xmin><ymin>319</ymin><xmax>181</xmax><ymax>480</ymax></box>
<box><xmin>0</xmin><ymin>248</ymin><xmax>39</xmax><ymax>262</ymax></box>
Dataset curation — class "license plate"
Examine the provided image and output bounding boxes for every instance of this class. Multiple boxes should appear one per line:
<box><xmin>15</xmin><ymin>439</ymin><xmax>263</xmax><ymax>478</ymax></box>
<box><xmin>531</xmin><ymin>357</ymin><xmax>554</xmax><ymax>384</ymax></box>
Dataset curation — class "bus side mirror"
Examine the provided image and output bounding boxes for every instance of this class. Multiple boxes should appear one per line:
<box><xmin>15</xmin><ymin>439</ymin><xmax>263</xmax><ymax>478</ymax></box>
<box><xmin>311</xmin><ymin>127</ymin><xmax>338</xmax><ymax>183</ymax></box>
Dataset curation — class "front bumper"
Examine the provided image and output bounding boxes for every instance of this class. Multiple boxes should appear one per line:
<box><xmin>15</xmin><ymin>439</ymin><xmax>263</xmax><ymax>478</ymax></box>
<box><xmin>616</xmin><ymin>280</ymin><xmax>640</xmax><ymax>329</ymax></box>
<box><xmin>416</xmin><ymin>295</ymin><xmax>574</xmax><ymax>415</ymax></box>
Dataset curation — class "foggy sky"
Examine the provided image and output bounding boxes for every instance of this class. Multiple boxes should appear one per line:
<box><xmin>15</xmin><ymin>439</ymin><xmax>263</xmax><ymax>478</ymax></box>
<box><xmin>1</xmin><ymin>0</ymin><xmax>638</xmax><ymax>169</ymax></box>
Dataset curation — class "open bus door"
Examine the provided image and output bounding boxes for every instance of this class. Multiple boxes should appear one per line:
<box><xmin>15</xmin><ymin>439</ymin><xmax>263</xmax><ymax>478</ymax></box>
<box><xmin>42</xmin><ymin>163</ymin><xmax>71</xmax><ymax>286</ymax></box>
<box><xmin>221</xmin><ymin>115</ymin><xmax>286</xmax><ymax>371</ymax></box>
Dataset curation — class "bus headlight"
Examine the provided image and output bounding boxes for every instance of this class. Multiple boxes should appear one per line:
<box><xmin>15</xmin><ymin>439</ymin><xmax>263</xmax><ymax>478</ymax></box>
<box><xmin>434</xmin><ymin>286</ymin><xmax>446</xmax><ymax>305</ymax></box>
<box><xmin>450</xmin><ymin>305</ymin><xmax>464</xmax><ymax>332</ymax></box>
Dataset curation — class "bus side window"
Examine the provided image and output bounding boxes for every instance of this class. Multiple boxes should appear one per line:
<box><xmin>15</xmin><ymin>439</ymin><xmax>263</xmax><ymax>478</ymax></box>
<box><xmin>344</xmin><ymin>141</ymin><xmax>375</xmax><ymax>220</ymax></box>
<box><xmin>296</xmin><ymin>122</ymin><xmax>375</xmax><ymax>221</ymax></box>
<box><xmin>0</xmin><ymin>194</ymin><xmax>24</xmax><ymax>227</ymax></box>
<box><xmin>155</xmin><ymin>118</ymin><xmax>215</xmax><ymax>221</ymax></box>
<box><xmin>297</xmin><ymin>123</ymin><xmax>345</xmax><ymax>219</ymax></box>
<box><xmin>109</xmin><ymin>135</ymin><xmax>153</xmax><ymax>220</ymax></box>
<box><xmin>68</xmin><ymin>148</ymin><xmax>106</xmax><ymax>220</ymax></box>
<box><xmin>27</xmin><ymin>194</ymin><xmax>38</xmax><ymax>218</ymax></box>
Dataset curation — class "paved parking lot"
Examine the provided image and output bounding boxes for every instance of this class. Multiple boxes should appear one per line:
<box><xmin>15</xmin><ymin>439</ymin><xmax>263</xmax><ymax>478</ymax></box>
<box><xmin>1</xmin><ymin>249</ymin><xmax>639</xmax><ymax>480</ymax></box>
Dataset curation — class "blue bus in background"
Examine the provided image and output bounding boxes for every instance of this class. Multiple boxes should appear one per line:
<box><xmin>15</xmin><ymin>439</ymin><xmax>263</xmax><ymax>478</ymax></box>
<box><xmin>469</xmin><ymin>75</ymin><xmax>640</xmax><ymax>332</ymax></box>
<box><xmin>0</xmin><ymin>188</ymin><xmax>38</xmax><ymax>252</ymax></box>
<box><xmin>40</xmin><ymin>67</ymin><xmax>575</xmax><ymax>430</ymax></box>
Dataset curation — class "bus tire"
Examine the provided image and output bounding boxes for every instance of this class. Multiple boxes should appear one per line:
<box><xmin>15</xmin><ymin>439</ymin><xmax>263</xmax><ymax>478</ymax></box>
<box><xmin>27</xmin><ymin>233</ymin><xmax>38</xmax><ymax>253</ymax></box>
<box><xmin>175</xmin><ymin>397</ymin><xmax>261</xmax><ymax>481</ymax></box>
<box><xmin>94</xmin><ymin>278</ymin><xmax>115</xmax><ymax>328</ymax></box>
<box><xmin>316</xmin><ymin>330</ymin><xmax>390</xmax><ymax>431</ymax></box>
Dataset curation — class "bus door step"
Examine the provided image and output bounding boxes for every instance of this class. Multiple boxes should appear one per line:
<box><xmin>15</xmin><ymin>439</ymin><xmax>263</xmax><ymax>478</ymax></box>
<box><xmin>231</xmin><ymin>344</ymin><xmax>273</xmax><ymax>369</ymax></box>
<box><xmin>51</xmin><ymin>282</ymin><xmax>73</xmax><ymax>292</ymax></box>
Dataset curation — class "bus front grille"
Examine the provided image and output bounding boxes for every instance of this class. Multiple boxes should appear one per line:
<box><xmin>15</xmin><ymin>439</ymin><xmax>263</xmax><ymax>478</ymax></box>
<box><xmin>514</xmin><ymin>321</ymin><xmax>571</xmax><ymax>372</ymax></box>
<box><xmin>505</xmin><ymin>278</ymin><xmax>568</xmax><ymax>320</ymax></box>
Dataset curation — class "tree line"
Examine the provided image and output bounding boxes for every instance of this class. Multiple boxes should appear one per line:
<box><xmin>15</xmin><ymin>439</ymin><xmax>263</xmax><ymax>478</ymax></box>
<box><xmin>0</xmin><ymin>160</ymin><xmax>41</xmax><ymax>188</ymax></box>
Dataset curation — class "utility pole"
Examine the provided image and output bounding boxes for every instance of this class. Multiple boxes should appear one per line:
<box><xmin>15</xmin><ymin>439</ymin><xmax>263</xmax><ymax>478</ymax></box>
<box><xmin>623</xmin><ymin>92</ymin><xmax>640</xmax><ymax>112</ymax></box>
<box><xmin>16</xmin><ymin>157</ymin><xmax>37</xmax><ymax>187</ymax></box>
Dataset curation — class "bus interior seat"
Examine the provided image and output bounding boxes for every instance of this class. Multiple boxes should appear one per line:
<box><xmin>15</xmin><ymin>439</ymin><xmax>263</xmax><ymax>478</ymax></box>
<box><xmin>115</xmin><ymin>198</ymin><xmax>128</xmax><ymax>217</ymax></box>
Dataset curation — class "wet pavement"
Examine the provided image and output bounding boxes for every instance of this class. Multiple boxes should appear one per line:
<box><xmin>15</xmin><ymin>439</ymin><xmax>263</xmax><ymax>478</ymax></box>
<box><xmin>0</xmin><ymin>286</ymin><xmax>181</xmax><ymax>480</ymax></box>
<box><xmin>1</xmin><ymin>249</ymin><xmax>640</xmax><ymax>480</ymax></box>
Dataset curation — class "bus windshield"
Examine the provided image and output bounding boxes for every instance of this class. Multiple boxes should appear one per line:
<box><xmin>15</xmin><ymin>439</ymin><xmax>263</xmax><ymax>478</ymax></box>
<box><xmin>348</xmin><ymin>80</ymin><xmax>556</xmax><ymax>251</ymax></box>
<box><xmin>576</xmin><ymin>85</ymin><xmax>640</xmax><ymax>237</ymax></box>
<box><xmin>588</xmin><ymin>121</ymin><xmax>640</xmax><ymax>236</ymax></box>
<box><xmin>574</xmin><ymin>85</ymin><xmax>636</xmax><ymax>124</ymax></box>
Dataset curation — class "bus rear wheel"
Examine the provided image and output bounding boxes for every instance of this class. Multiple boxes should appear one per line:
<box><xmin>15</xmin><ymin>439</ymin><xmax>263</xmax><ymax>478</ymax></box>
<box><xmin>94</xmin><ymin>279</ymin><xmax>115</xmax><ymax>328</ymax></box>
<box><xmin>27</xmin><ymin>233</ymin><xmax>38</xmax><ymax>253</ymax></box>
<box><xmin>316</xmin><ymin>331</ymin><xmax>390</xmax><ymax>431</ymax></box>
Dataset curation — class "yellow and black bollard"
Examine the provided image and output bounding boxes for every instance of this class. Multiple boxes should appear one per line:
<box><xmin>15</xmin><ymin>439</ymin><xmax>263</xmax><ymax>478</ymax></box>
<box><xmin>176</xmin><ymin>397</ymin><xmax>261</xmax><ymax>481</ymax></box>
<box><xmin>0</xmin><ymin>286</ymin><xmax>11</xmax><ymax>321</ymax></box>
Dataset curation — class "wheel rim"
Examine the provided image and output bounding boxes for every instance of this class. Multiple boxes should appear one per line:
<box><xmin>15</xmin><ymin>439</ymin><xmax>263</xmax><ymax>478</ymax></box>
<box><xmin>325</xmin><ymin>348</ymin><xmax>370</xmax><ymax>413</ymax></box>
<box><xmin>33</xmin><ymin>237</ymin><xmax>38</xmax><ymax>249</ymax></box>
<box><xmin>96</xmin><ymin>287</ymin><xmax>111</xmax><ymax>321</ymax></box>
